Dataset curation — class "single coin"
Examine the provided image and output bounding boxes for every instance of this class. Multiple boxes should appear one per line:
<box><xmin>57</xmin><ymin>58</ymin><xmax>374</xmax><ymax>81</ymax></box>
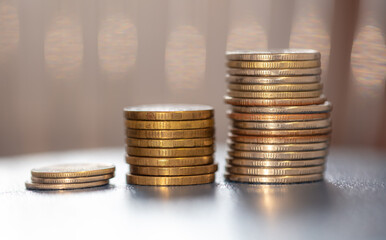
<box><xmin>227</xmin><ymin>158</ymin><xmax>325</xmax><ymax>167</ymax></box>
<box><xmin>229</xmin><ymin>134</ymin><xmax>331</xmax><ymax>144</ymax></box>
<box><xmin>227</xmin><ymin>60</ymin><xmax>320</xmax><ymax>69</ymax></box>
<box><xmin>230</xmin><ymin>127</ymin><xmax>332</xmax><ymax>136</ymax></box>
<box><xmin>226</xmin><ymin>165</ymin><xmax>324</xmax><ymax>176</ymax></box>
<box><xmin>228</xmin><ymin>150</ymin><xmax>327</xmax><ymax>159</ymax></box>
<box><xmin>226</xmin><ymin>49</ymin><xmax>321</xmax><ymax>61</ymax></box>
<box><xmin>126</xmin><ymin>128</ymin><xmax>214</xmax><ymax>139</ymax></box>
<box><xmin>225</xmin><ymin>173</ymin><xmax>323</xmax><ymax>184</ymax></box>
<box><xmin>228</xmin><ymin>68</ymin><xmax>321</xmax><ymax>76</ymax></box>
<box><xmin>124</xmin><ymin>104</ymin><xmax>213</xmax><ymax>120</ymax></box>
<box><xmin>127</xmin><ymin>173</ymin><xmax>215</xmax><ymax>186</ymax></box>
<box><xmin>231</xmin><ymin>101</ymin><xmax>332</xmax><ymax>113</ymax></box>
<box><xmin>25</xmin><ymin>180</ymin><xmax>109</xmax><ymax>190</ymax></box>
<box><xmin>227</xmin><ymin>111</ymin><xmax>330</xmax><ymax>121</ymax></box>
<box><xmin>130</xmin><ymin>164</ymin><xmax>218</xmax><ymax>176</ymax></box>
<box><xmin>126</xmin><ymin>155</ymin><xmax>214</xmax><ymax>167</ymax></box>
<box><xmin>126</xmin><ymin>138</ymin><xmax>214</xmax><ymax>148</ymax></box>
<box><xmin>228</xmin><ymin>83</ymin><xmax>322</xmax><ymax>92</ymax></box>
<box><xmin>227</xmin><ymin>90</ymin><xmax>322</xmax><ymax>99</ymax></box>
<box><xmin>233</xmin><ymin>119</ymin><xmax>331</xmax><ymax>130</ymax></box>
<box><xmin>31</xmin><ymin>163</ymin><xmax>115</xmax><ymax>178</ymax></box>
<box><xmin>31</xmin><ymin>174</ymin><xmax>114</xmax><ymax>184</ymax></box>
<box><xmin>229</xmin><ymin>142</ymin><xmax>329</xmax><ymax>151</ymax></box>
<box><xmin>226</xmin><ymin>75</ymin><xmax>321</xmax><ymax>84</ymax></box>
<box><xmin>125</xmin><ymin>119</ymin><xmax>214</xmax><ymax>130</ymax></box>
<box><xmin>224</xmin><ymin>96</ymin><xmax>327</xmax><ymax>106</ymax></box>
<box><xmin>127</xmin><ymin>146</ymin><xmax>214</xmax><ymax>157</ymax></box>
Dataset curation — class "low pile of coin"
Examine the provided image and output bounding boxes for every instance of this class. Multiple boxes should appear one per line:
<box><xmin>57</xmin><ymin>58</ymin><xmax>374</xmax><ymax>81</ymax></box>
<box><xmin>224</xmin><ymin>49</ymin><xmax>332</xmax><ymax>184</ymax></box>
<box><xmin>25</xmin><ymin>163</ymin><xmax>115</xmax><ymax>190</ymax></box>
<box><xmin>124</xmin><ymin>104</ymin><xmax>217</xmax><ymax>186</ymax></box>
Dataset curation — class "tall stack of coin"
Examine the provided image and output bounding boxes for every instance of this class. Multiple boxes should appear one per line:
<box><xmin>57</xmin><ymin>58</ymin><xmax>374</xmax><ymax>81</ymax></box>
<box><xmin>224</xmin><ymin>49</ymin><xmax>332</xmax><ymax>184</ymax></box>
<box><xmin>124</xmin><ymin>104</ymin><xmax>217</xmax><ymax>186</ymax></box>
<box><xmin>25</xmin><ymin>163</ymin><xmax>115</xmax><ymax>190</ymax></box>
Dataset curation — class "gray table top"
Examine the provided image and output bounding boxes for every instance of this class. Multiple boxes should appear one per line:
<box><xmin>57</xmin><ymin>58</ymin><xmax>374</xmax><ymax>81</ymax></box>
<box><xmin>1</xmin><ymin>144</ymin><xmax>385</xmax><ymax>240</ymax></box>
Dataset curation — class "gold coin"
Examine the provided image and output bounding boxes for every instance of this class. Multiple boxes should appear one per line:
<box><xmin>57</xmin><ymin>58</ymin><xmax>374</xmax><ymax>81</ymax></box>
<box><xmin>231</xmin><ymin>101</ymin><xmax>332</xmax><ymax>113</ymax></box>
<box><xmin>227</xmin><ymin>60</ymin><xmax>320</xmax><ymax>69</ymax></box>
<box><xmin>25</xmin><ymin>180</ymin><xmax>109</xmax><ymax>190</ymax></box>
<box><xmin>31</xmin><ymin>163</ymin><xmax>115</xmax><ymax>178</ymax></box>
<box><xmin>226</xmin><ymin>49</ymin><xmax>321</xmax><ymax>61</ymax></box>
<box><xmin>127</xmin><ymin>173</ymin><xmax>215</xmax><ymax>186</ymax></box>
<box><xmin>125</xmin><ymin>118</ymin><xmax>214</xmax><ymax>130</ymax></box>
<box><xmin>126</xmin><ymin>138</ymin><xmax>214</xmax><ymax>148</ymax></box>
<box><xmin>228</xmin><ymin>83</ymin><xmax>322</xmax><ymax>92</ymax></box>
<box><xmin>226</xmin><ymin>165</ymin><xmax>324</xmax><ymax>176</ymax></box>
<box><xmin>224</xmin><ymin>96</ymin><xmax>327</xmax><ymax>106</ymax></box>
<box><xmin>227</xmin><ymin>158</ymin><xmax>325</xmax><ymax>167</ymax></box>
<box><xmin>228</xmin><ymin>111</ymin><xmax>330</xmax><ymax>121</ymax></box>
<box><xmin>31</xmin><ymin>174</ymin><xmax>114</xmax><ymax>184</ymax></box>
<box><xmin>126</xmin><ymin>155</ymin><xmax>214</xmax><ymax>167</ymax></box>
<box><xmin>228</xmin><ymin>150</ymin><xmax>327</xmax><ymax>159</ymax></box>
<box><xmin>230</xmin><ymin>127</ymin><xmax>332</xmax><ymax>136</ymax></box>
<box><xmin>229</xmin><ymin>142</ymin><xmax>328</xmax><ymax>151</ymax></box>
<box><xmin>228</xmin><ymin>68</ymin><xmax>321</xmax><ymax>76</ymax></box>
<box><xmin>127</xmin><ymin>146</ymin><xmax>214</xmax><ymax>157</ymax></box>
<box><xmin>229</xmin><ymin>134</ymin><xmax>331</xmax><ymax>144</ymax></box>
<box><xmin>126</xmin><ymin>128</ymin><xmax>214</xmax><ymax>139</ymax></box>
<box><xmin>124</xmin><ymin>104</ymin><xmax>213</xmax><ymax>120</ymax></box>
<box><xmin>227</xmin><ymin>90</ymin><xmax>322</xmax><ymax>99</ymax></box>
<box><xmin>225</xmin><ymin>173</ymin><xmax>323</xmax><ymax>184</ymax></box>
<box><xmin>233</xmin><ymin>119</ymin><xmax>331</xmax><ymax>130</ymax></box>
<box><xmin>130</xmin><ymin>164</ymin><xmax>218</xmax><ymax>176</ymax></box>
<box><xmin>226</xmin><ymin>75</ymin><xmax>321</xmax><ymax>84</ymax></box>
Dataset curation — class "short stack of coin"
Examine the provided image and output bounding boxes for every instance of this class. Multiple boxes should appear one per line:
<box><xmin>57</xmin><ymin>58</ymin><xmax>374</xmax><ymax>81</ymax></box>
<box><xmin>224</xmin><ymin>49</ymin><xmax>332</xmax><ymax>184</ymax></box>
<box><xmin>124</xmin><ymin>104</ymin><xmax>217</xmax><ymax>186</ymax></box>
<box><xmin>25</xmin><ymin>163</ymin><xmax>115</xmax><ymax>190</ymax></box>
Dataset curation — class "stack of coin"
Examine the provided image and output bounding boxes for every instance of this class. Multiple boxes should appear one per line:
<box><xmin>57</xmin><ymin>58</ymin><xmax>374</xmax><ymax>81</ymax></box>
<box><xmin>25</xmin><ymin>163</ymin><xmax>115</xmax><ymax>190</ymax></box>
<box><xmin>224</xmin><ymin>49</ymin><xmax>332</xmax><ymax>184</ymax></box>
<box><xmin>124</xmin><ymin>104</ymin><xmax>217</xmax><ymax>186</ymax></box>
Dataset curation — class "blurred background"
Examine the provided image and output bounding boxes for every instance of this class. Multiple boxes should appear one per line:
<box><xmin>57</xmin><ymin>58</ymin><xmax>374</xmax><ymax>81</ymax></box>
<box><xmin>0</xmin><ymin>0</ymin><xmax>385</xmax><ymax>156</ymax></box>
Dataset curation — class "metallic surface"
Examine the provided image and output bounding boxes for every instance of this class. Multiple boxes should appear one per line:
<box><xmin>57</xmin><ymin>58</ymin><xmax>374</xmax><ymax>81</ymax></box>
<box><xmin>232</xmin><ymin>119</ymin><xmax>331</xmax><ymax>130</ymax></box>
<box><xmin>226</xmin><ymin>165</ymin><xmax>324</xmax><ymax>176</ymax></box>
<box><xmin>231</xmin><ymin>102</ymin><xmax>332</xmax><ymax>113</ymax></box>
<box><xmin>229</xmin><ymin>134</ymin><xmax>331</xmax><ymax>144</ymax></box>
<box><xmin>130</xmin><ymin>164</ymin><xmax>218</xmax><ymax>176</ymax></box>
<box><xmin>227</xmin><ymin>158</ymin><xmax>325</xmax><ymax>167</ymax></box>
<box><xmin>126</xmin><ymin>155</ymin><xmax>214</xmax><ymax>167</ymax></box>
<box><xmin>229</xmin><ymin>142</ymin><xmax>328</xmax><ymax>152</ymax></box>
<box><xmin>127</xmin><ymin>173</ymin><xmax>215</xmax><ymax>186</ymax></box>
<box><xmin>25</xmin><ymin>180</ymin><xmax>109</xmax><ymax>190</ymax></box>
<box><xmin>127</xmin><ymin>146</ymin><xmax>214</xmax><ymax>157</ymax></box>
<box><xmin>225</xmin><ymin>173</ymin><xmax>323</xmax><ymax>184</ymax></box>
<box><xmin>228</xmin><ymin>150</ymin><xmax>328</xmax><ymax>159</ymax></box>
<box><xmin>31</xmin><ymin>174</ymin><xmax>114</xmax><ymax>184</ymax></box>
<box><xmin>226</xmin><ymin>75</ymin><xmax>321</xmax><ymax>84</ymax></box>
<box><xmin>126</xmin><ymin>128</ymin><xmax>214</xmax><ymax>139</ymax></box>
<box><xmin>227</xmin><ymin>60</ymin><xmax>320</xmax><ymax>69</ymax></box>
<box><xmin>227</xmin><ymin>90</ymin><xmax>322</xmax><ymax>99</ymax></box>
<box><xmin>0</xmin><ymin>144</ymin><xmax>385</xmax><ymax>239</ymax></box>
<box><xmin>227</xmin><ymin>67</ymin><xmax>321</xmax><ymax>76</ymax></box>
<box><xmin>126</xmin><ymin>138</ymin><xmax>214</xmax><ymax>148</ymax></box>
<box><xmin>228</xmin><ymin>83</ymin><xmax>322</xmax><ymax>92</ymax></box>
<box><xmin>226</xmin><ymin>49</ymin><xmax>321</xmax><ymax>61</ymax></box>
<box><xmin>230</xmin><ymin>127</ymin><xmax>332</xmax><ymax>136</ymax></box>
<box><xmin>125</xmin><ymin>119</ymin><xmax>214</xmax><ymax>130</ymax></box>
<box><xmin>224</xmin><ymin>96</ymin><xmax>327</xmax><ymax>106</ymax></box>
<box><xmin>31</xmin><ymin>163</ymin><xmax>115</xmax><ymax>178</ymax></box>
<box><xmin>227</xmin><ymin>112</ymin><xmax>330</xmax><ymax>121</ymax></box>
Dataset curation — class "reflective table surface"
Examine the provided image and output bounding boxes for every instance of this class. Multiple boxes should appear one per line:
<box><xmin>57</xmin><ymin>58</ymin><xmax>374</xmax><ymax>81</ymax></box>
<box><xmin>1</xmin><ymin>144</ymin><xmax>385</xmax><ymax>240</ymax></box>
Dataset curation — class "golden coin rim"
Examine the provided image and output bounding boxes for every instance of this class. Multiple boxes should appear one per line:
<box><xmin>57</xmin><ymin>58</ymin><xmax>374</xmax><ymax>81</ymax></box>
<box><xmin>127</xmin><ymin>146</ymin><xmax>214</xmax><ymax>157</ymax></box>
<box><xmin>31</xmin><ymin>174</ymin><xmax>114</xmax><ymax>184</ymax></box>
<box><xmin>126</xmin><ymin>155</ymin><xmax>214</xmax><ymax>167</ymax></box>
<box><xmin>226</xmin><ymin>49</ymin><xmax>321</xmax><ymax>61</ymax></box>
<box><xmin>227</xmin><ymin>112</ymin><xmax>330</xmax><ymax>121</ymax></box>
<box><xmin>228</xmin><ymin>142</ymin><xmax>329</xmax><ymax>151</ymax></box>
<box><xmin>31</xmin><ymin>163</ymin><xmax>115</xmax><ymax>178</ymax></box>
<box><xmin>226</xmin><ymin>165</ymin><xmax>324</xmax><ymax>176</ymax></box>
<box><xmin>228</xmin><ymin>150</ymin><xmax>328</xmax><ymax>159</ymax></box>
<box><xmin>224</xmin><ymin>96</ymin><xmax>327</xmax><ymax>106</ymax></box>
<box><xmin>130</xmin><ymin>164</ymin><xmax>218</xmax><ymax>176</ymax></box>
<box><xmin>227</xmin><ymin>90</ymin><xmax>322</xmax><ymax>99</ymax></box>
<box><xmin>232</xmin><ymin>119</ymin><xmax>331</xmax><ymax>130</ymax></box>
<box><xmin>126</xmin><ymin>138</ymin><xmax>214</xmax><ymax>148</ymax></box>
<box><xmin>227</xmin><ymin>158</ymin><xmax>325</xmax><ymax>167</ymax></box>
<box><xmin>226</xmin><ymin>75</ymin><xmax>321</xmax><ymax>84</ymax></box>
<box><xmin>25</xmin><ymin>180</ymin><xmax>109</xmax><ymax>190</ymax></box>
<box><xmin>227</xmin><ymin>60</ymin><xmax>320</xmax><ymax>69</ymax></box>
<box><xmin>228</xmin><ymin>83</ymin><xmax>323</xmax><ymax>92</ymax></box>
<box><xmin>126</xmin><ymin>128</ymin><xmax>215</xmax><ymax>139</ymax></box>
<box><xmin>125</xmin><ymin>119</ymin><xmax>214</xmax><ymax>130</ymax></box>
<box><xmin>227</xmin><ymin>67</ymin><xmax>321</xmax><ymax>76</ymax></box>
<box><xmin>229</xmin><ymin>134</ymin><xmax>331</xmax><ymax>144</ymax></box>
<box><xmin>126</xmin><ymin>173</ymin><xmax>215</xmax><ymax>186</ymax></box>
<box><xmin>230</xmin><ymin>127</ymin><xmax>332</xmax><ymax>136</ymax></box>
<box><xmin>225</xmin><ymin>173</ymin><xmax>323</xmax><ymax>183</ymax></box>
<box><xmin>231</xmin><ymin>101</ymin><xmax>332</xmax><ymax>113</ymax></box>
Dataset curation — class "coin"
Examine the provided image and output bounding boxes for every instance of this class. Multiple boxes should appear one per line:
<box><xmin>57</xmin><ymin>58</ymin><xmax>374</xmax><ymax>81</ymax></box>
<box><xmin>124</xmin><ymin>104</ymin><xmax>213</xmax><ymax>120</ymax></box>
<box><xmin>226</xmin><ymin>165</ymin><xmax>324</xmax><ymax>176</ymax></box>
<box><xmin>227</xmin><ymin>111</ymin><xmax>330</xmax><ymax>121</ymax></box>
<box><xmin>231</xmin><ymin>101</ymin><xmax>332</xmax><ymax>113</ymax></box>
<box><xmin>229</xmin><ymin>134</ymin><xmax>331</xmax><ymax>144</ymax></box>
<box><xmin>228</xmin><ymin>83</ymin><xmax>322</xmax><ymax>92</ymax></box>
<box><xmin>230</xmin><ymin>127</ymin><xmax>332</xmax><ymax>136</ymax></box>
<box><xmin>233</xmin><ymin>119</ymin><xmax>331</xmax><ymax>130</ymax></box>
<box><xmin>127</xmin><ymin>146</ymin><xmax>214</xmax><ymax>157</ymax></box>
<box><xmin>227</xmin><ymin>60</ymin><xmax>320</xmax><ymax>69</ymax></box>
<box><xmin>25</xmin><ymin>180</ymin><xmax>109</xmax><ymax>190</ymax></box>
<box><xmin>130</xmin><ymin>164</ymin><xmax>218</xmax><ymax>176</ymax></box>
<box><xmin>225</xmin><ymin>173</ymin><xmax>323</xmax><ymax>183</ymax></box>
<box><xmin>228</xmin><ymin>150</ymin><xmax>327</xmax><ymax>159</ymax></box>
<box><xmin>224</xmin><ymin>96</ymin><xmax>327</xmax><ymax>106</ymax></box>
<box><xmin>227</xmin><ymin>158</ymin><xmax>325</xmax><ymax>167</ymax></box>
<box><xmin>31</xmin><ymin>173</ymin><xmax>114</xmax><ymax>184</ymax></box>
<box><xmin>127</xmin><ymin>173</ymin><xmax>215</xmax><ymax>186</ymax></box>
<box><xmin>31</xmin><ymin>163</ymin><xmax>115</xmax><ymax>178</ymax></box>
<box><xmin>229</xmin><ymin>142</ymin><xmax>328</xmax><ymax>151</ymax></box>
<box><xmin>126</xmin><ymin>138</ymin><xmax>214</xmax><ymax>148</ymax></box>
<box><xmin>226</xmin><ymin>49</ymin><xmax>321</xmax><ymax>61</ymax></box>
<box><xmin>226</xmin><ymin>75</ymin><xmax>321</xmax><ymax>84</ymax></box>
<box><xmin>125</xmin><ymin>118</ymin><xmax>214</xmax><ymax>130</ymax></box>
<box><xmin>126</xmin><ymin>128</ymin><xmax>214</xmax><ymax>139</ymax></box>
<box><xmin>126</xmin><ymin>155</ymin><xmax>214</xmax><ymax>167</ymax></box>
<box><xmin>227</xmin><ymin>90</ymin><xmax>322</xmax><ymax>99</ymax></box>
<box><xmin>228</xmin><ymin>68</ymin><xmax>321</xmax><ymax>76</ymax></box>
